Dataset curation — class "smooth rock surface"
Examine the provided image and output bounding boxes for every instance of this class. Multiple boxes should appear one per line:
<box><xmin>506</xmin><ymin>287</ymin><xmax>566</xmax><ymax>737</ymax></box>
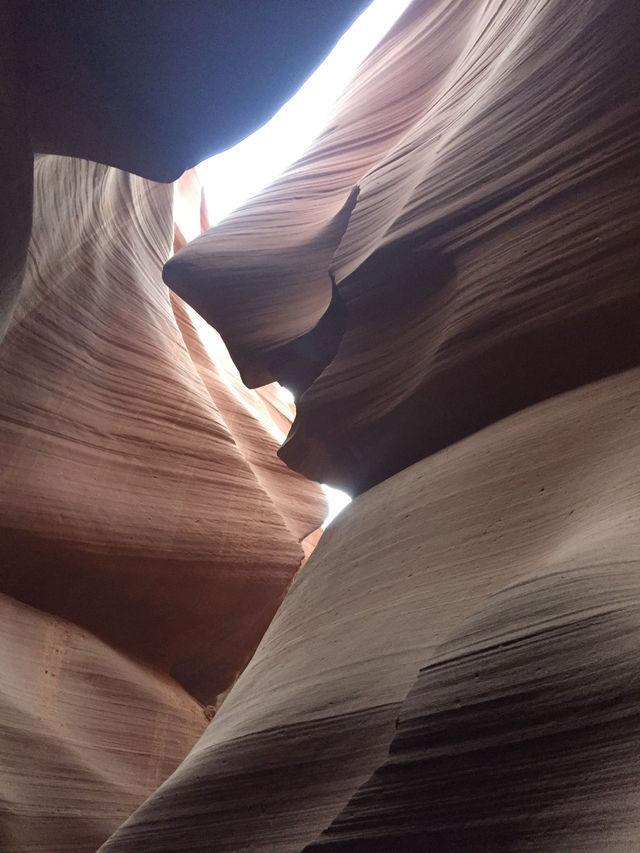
<box><xmin>305</xmin><ymin>564</ymin><xmax>640</xmax><ymax>852</ymax></box>
<box><xmin>0</xmin><ymin>155</ymin><xmax>326</xmax><ymax>705</ymax></box>
<box><xmin>171</xmin><ymin>171</ymin><xmax>324</xmax><ymax>545</ymax></box>
<box><xmin>0</xmin><ymin>591</ymin><xmax>206</xmax><ymax>853</ymax></box>
<box><xmin>166</xmin><ymin>0</ymin><xmax>640</xmax><ymax>493</ymax></box>
<box><xmin>12</xmin><ymin>0</ymin><xmax>369</xmax><ymax>181</ymax></box>
<box><xmin>99</xmin><ymin>367</ymin><xmax>640</xmax><ymax>851</ymax></box>
<box><xmin>3</xmin><ymin>1</ymin><xmax>638</xmax><ymax>848</ymax></box>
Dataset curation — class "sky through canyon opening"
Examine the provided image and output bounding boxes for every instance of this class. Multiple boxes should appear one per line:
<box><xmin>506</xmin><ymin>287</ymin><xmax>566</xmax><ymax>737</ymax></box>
<box><xmin>182</xmin><ymin>0</ymin><xmax>412</xmax><ymax>526</ymax></box>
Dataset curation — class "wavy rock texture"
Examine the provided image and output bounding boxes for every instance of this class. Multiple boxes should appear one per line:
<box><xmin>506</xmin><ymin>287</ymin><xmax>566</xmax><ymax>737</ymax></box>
<box><xmin>0</xmin><ymin>592</ymin><xmax>206</xmax><ymax>853</ymax></box>
<box><xmin>172</xmin><ymin>170</ymin><xmax>323</xmax><ymax>547</ymax></box>
<box><xmin>0</xmin><ymin>155</ymin><xmax>327</xmax><ymax>847</ymax></box>
<box><xmin>0</xmin><ymin>154</ymin><xmax>326</xmax><ymax>703</ymax></box>
<box><xmin>2</xmin><ymin>0</ymin><xmax>368</xmax><ymax>342</ymax></box>
<box><xmin>305</xmin><ymin>564</ymin><xmax>640</xmax><ymax>852</ymax></box>
<box><xmin>165</xmin><ymin>0</ymin><xmax>640</xmax><ymax>493</ymax></box>
<box><xmin>3</xmin><ymin>1</ymin><xmax>639</xmax><ymax>848</ymax></box>
<box><xmin>99</xmin><ymin>367</ymin><xmax>640</xmax><ymax>851</ymax></box>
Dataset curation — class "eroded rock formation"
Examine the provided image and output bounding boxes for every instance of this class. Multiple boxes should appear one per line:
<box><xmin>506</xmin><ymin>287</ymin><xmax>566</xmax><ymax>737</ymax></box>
<box><xmin>305</xmin><ymin>563</ymin><xmax>640</xmax><ymax>851</ymax></box>
<box><xmin>1</xmin><ymin>0</ymin><xmax>639</xmax><ymax>850</ymax></box>
<box><xmin>99</xmin><ymin>368</ymin><xmax>640</xmax><ymax>851</ymax></box>
<box><xmin>0</xmin><ymin>154</ymin><xmax>327</xmax><ymax>848</ymax></box>
<box><xmin>165</xmin><ymin>0</ymin><xmax>640</xmax><ymax>494</ymax></box>
<box><xmin>0</xmin><ymin>592</ymin><xmax>206</xmax><ymax>852</ymax></box>
<box><xmin>1</xmin><ymin>0</ymin><xmax>368</xmax><ymax>340</ymax></box>
<box><xmin>101</xmin><ymin>0</ymin><xmax>639</xmax><ymax>849</ymax></box>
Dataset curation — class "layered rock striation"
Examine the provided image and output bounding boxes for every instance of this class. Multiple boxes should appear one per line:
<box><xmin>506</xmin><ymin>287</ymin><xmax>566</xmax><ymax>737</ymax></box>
<box><xmin>166</xmin><ymin>0</ymin><xmax>640</xmax><ymax>494</ymax></box>
<box><xmin>305</xmin><ymin>563</ymin><xmax>640</xmax><ymax>852</ymax></box>
<box><xmin>0</xmin><ymin>592</ymin><xmax>206</xmax><ymax>853</ymax></box>
<box><xmin>0</xmin><ymin>155</ymin><xmax>327</xmax><ymax>848</ymax></box>
<box><xmin>2</xmin><ymin>0</ymin><xmax>639</xmax><ymax>849</ymax></box>
<box><xmin>1</xmin><ymin>0</ymin><xmax>369</xmax><ymax>340</ymax></box>
<box><xmin>1</xmin><ymin>154</ymin><xmax>326</xmax><ymax>702</ymax></box>
<box><xmin>99</xmin><ymin>367</ymin><xmax>640</xmax><ymax>851</ymax></box>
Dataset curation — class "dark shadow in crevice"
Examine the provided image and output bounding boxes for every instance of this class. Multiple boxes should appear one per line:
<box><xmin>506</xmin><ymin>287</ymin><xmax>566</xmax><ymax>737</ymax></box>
<box><xmin>264</xmin><ymin>278</ymin><xmax>348</xmax><ymax>400</ymax></box>
<box><xmin>278</xmin><ymin>242</ymin><xmax>457</xmax><ymax>490</ymax></box>
<box><xmin>338</xmin><ymin>233</ymin><xmax>456</xmax><ymax>322</ymax></box>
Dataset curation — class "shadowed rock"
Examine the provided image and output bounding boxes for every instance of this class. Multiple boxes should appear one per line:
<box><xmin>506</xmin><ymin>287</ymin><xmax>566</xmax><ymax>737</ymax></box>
<box><xmin>98</xmin><ymin>368</ymin><xmax>640</xmax><ymax>851</ymax></box>
<box><xmin>305</xmin><ymin>565</ymin><xmax>640</xmax><ymax>852</ymax></box>
<box><xmin>166</xmin><ymin>0</ymin><xmax>640</xmax><ymax>493</ymax></box>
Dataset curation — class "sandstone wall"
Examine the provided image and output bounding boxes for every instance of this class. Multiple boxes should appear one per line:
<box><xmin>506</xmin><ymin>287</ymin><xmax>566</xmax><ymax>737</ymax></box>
<box><xmin>0</xmin><ymin>155</ymin><xmax>326</xmax><ymax>848</ymax></box>
<box><xmin>101</xmin><ymin>368</ymin><xmax>640</xmax><ymax>850</ymax></box>
<box><xmin>166</xmin><ymin>0</ymin><xmax>640</xmax><ymax>494</ymax></box>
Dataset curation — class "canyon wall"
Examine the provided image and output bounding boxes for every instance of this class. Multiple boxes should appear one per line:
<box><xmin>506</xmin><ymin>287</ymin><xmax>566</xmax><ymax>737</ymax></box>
<box><xmin>1</xmin><ymin>0</ymin><xmax>639</xmax><ymax>850</ymax></box>
<box><xmin>1</xmin><ymin>0</ymin><xmax>368</xmax><ymax>340</ymax></box>
<box><xmin>0</xmin><ymin>155</ymin><xmax>326</xmax><ymax>848</ymax></box>
<box><xmin>0</xmin><ymin>592</ymin><xmax>206</xmax><ymax>852</ymax></box>
<box><xmin>166</xmin><ymin>0</ymin><xmax>640</xmax><ymax>494</ymax></box>
<box><xmin>101</xmin><ymin>368</ymin><xmax>640</xmax><ymax>851</ymax></box>
<box><xmin>105</xmin><ymin>0</ymin><xmax>639</xmax><ymax>849</ymax></box>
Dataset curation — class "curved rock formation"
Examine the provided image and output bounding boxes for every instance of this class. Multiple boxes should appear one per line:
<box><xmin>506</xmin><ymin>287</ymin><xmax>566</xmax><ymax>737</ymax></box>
<box><xmin>0</xmin><ymin>153</ymin><xmax>327</xmax><ymax>848</ymax></box>
<box><xmin>171</xmin><ymin>169</ymin><xmax>325</xmax><ymax>546</ymax></box>
<box><xmin>1</xmin><ymin>0</ymin><xmax>368</xmax><ymax>341</ymax></box>
<box><xmin>0</xmin><ymin>154</ymin><xmax>326</xmax><ymax>705</ymax></box>
<box><xmin>3</xmin><ymin>1</ymin><xmax>639</xmax><ymax>848</ymax></box>
<box><xmin>305</xmin><ymin>564</ymin><xmax>640</xmax><ymax>852</ymax></box>
<box><xmin>165</xmin><ymin>0</ymin><xmax>640</xmax><ymax>493</ymax></box>
<box><xmin>0</xmin><ymin>592</ymin><xmax>206</xmax><ymax>853</ymax></box>
<box><xmin>11</xmin><ymin>0</ymin><xmax>369</xmax><ymax>181</ymax></box>
<box><xmin>99</xmin><ymin>367</ymin><xmax>640</xmax><ymax>851</ymax></box>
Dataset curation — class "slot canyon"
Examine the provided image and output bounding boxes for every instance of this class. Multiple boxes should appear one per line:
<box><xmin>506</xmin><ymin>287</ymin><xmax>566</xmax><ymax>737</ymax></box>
<box><xmin>1</xmin><ymin>1</ymin><xmax>639</xmax><ymax>850</ymax></box>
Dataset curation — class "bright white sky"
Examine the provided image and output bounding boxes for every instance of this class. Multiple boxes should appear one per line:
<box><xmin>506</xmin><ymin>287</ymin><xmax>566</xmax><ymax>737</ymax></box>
<box><xmin>197</xmin><ymin>0</ymin><xmax>412</xmax><ymax>224</ymax></box>
<box><xmin>191</xmin><ymin>0</ymin><xmax>412</xmax><ymax>525</ymax></box>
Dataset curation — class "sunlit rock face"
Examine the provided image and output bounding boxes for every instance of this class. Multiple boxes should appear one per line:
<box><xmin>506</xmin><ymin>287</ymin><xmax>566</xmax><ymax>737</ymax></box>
<box><xmin>0</xmin><ymin>154</ymin><xmax>327</xmax><ymax>848</ymax></box>
<box><xmin>305</xmin><ymin>562</ymin><xmax>640</xmax><ymax>852</ymax></box>
<box><xmin>99</xmin><ymin>1</ymin><xmax>640</xmax><ymax>849</ymax></box>
<box><xmin>99</xmin><ymin>368</ymin><xmax>640</xmax><ymax>851</ymax></box>
<box><xmin>0</xmin><ymin>154</ymin><xmax>326</xmax><ymax>702</ymax></box>
<box><xmin>166</xmin><ymin>0</ymin><xmax>640</xmax><ymax>494</ymax></box>
<box><xmin>2</xmin><ymin>0</ymin><xmax>639</xmax><ymax>850</ymax></box>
